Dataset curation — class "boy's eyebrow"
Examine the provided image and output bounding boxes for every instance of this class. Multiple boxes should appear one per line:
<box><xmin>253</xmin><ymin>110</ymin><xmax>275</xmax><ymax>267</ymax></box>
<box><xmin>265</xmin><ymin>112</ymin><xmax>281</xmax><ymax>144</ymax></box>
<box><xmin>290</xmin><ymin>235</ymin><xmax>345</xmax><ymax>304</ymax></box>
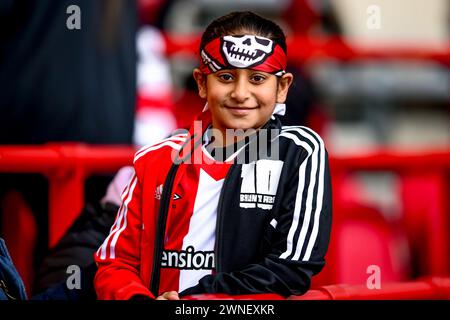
<box><xmin>248</xmin><ymin>70</ymin><xmax>271</xmax><ymax>75</ymax></box>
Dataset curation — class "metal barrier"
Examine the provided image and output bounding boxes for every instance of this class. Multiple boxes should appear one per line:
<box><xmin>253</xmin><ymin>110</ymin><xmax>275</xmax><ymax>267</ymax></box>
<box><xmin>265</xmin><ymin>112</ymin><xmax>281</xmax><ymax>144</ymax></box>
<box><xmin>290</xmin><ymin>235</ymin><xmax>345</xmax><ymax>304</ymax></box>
<box><xmin>0</xmin><ymin>143</ymin><xmax>135</xmax><ymax>248</ymax></box>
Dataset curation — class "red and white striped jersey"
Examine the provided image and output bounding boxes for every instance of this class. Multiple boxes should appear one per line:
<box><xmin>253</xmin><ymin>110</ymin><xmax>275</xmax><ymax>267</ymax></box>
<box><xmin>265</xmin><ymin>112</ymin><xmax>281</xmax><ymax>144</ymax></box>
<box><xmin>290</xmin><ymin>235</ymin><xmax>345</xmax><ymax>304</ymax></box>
<box><xmin>158</xmin><ymin>145</ymin><xmax>232</xmax><ymax>293</ymax></box>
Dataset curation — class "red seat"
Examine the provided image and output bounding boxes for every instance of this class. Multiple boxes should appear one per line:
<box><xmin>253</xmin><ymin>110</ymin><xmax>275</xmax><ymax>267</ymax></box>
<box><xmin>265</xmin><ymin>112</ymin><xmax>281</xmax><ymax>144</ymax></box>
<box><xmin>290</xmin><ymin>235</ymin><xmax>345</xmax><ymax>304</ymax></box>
<box><xmin>400</xmin><ymin>173</ymin><xmax>450</xmax><ymax>276</ymax></box>
<box><xmin>312</xmin><ymin>174</ymin><xmax>411</xmax><ymax>287</ymax></box>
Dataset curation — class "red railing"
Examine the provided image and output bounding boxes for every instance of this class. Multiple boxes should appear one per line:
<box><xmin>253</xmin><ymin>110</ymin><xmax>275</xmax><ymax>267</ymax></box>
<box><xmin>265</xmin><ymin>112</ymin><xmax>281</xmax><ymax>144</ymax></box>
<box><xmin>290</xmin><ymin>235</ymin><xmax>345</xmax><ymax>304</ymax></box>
<box><xmin>0</xmin><ymin>143</ymin><xmax>136</xmax><ymax>248</ymax></box>
<box><xmin>162</xmin><ymin>34</ymin><xmax>450</xmax><ymax>66</ymax></box>
<box><xmin>0</xmin><ymin>144</ymin><xmax>448</xmax><ymax>252</ymax></box>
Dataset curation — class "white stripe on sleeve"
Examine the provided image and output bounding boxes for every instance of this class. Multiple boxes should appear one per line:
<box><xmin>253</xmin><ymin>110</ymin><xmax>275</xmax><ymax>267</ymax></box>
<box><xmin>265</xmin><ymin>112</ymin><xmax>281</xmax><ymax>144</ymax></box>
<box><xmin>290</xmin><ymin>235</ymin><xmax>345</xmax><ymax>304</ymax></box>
<box><xmin>97</xmin><ymin>174</ymin><xmax>136</xmax><ymax>259</ymax></box>
<box><xmin>109</xmin><ymin>177</ymin><xmax>138</xmax><ymax>259</ymax></box>
<box><xmin>278</xmin><ymin>127</ymin><xmax>325</xmax><ymax>261</ymax></box>
<box><xmin>278</xmin><ymin>131</ymin><xmax>312</xmax><ymax>260</ymax></box>
<box><xmin>300</xmin><ymin>128</ymin><xmax>325</xmax><ymax>261</ymax></box>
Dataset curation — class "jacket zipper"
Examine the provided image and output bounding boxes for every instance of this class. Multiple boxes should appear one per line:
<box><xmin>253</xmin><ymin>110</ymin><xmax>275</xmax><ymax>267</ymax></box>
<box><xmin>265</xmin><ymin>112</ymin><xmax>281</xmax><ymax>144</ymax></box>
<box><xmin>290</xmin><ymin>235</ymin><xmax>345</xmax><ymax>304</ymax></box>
<box><xmin>150</xmin><ymin>162</ymin><xmax>179</xmax><ymax>297</ymax></box>
<box><xmin>214</xmin><ymin>120</ymin><xmax>278</xmax><ymax>274</ymax></box>
<box><xmin>214</xmin><ymin>163</ymin><xmax>236</xmax><ymax>274</ymax></box>
<box><xmin>149</xmin><ymin>133</ymin><xmax>200</xmax><ymax>296</ymax></box>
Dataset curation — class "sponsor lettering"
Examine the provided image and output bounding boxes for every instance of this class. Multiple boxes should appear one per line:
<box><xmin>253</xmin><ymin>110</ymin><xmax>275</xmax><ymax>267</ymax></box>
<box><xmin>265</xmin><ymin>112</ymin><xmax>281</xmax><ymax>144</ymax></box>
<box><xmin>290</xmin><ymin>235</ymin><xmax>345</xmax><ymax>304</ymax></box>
<box><xmin>161</xmin><ymin>246</ymin><xmax>214</xmax><ymax>270</ymax></box>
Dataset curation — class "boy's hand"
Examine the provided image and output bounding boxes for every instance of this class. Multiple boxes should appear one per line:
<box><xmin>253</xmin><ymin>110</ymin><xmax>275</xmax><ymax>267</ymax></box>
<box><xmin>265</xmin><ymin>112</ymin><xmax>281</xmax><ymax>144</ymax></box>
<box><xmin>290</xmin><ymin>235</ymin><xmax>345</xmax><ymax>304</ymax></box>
<box><xmin>156</xmin><ymin>291</ymin><xmax>180</xmax><ymax>300</ymax></box>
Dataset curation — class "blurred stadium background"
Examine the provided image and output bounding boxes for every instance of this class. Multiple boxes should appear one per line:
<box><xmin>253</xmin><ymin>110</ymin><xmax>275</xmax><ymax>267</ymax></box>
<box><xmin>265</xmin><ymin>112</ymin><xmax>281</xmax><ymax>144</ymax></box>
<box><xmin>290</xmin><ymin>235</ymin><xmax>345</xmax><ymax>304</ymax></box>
<box><xmin>0</xmin><ymin>0</ymin><xmax>449</xmax><ymax>299</ymax></box>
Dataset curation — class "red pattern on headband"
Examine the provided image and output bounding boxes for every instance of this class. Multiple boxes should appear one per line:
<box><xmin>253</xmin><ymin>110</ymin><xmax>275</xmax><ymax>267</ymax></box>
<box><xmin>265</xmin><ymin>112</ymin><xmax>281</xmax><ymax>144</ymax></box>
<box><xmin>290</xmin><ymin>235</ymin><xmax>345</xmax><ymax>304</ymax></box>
<box><xmin>199</xmin><ymin>35</ymin><xmax>287</xmax><ymax>76</ymax></box>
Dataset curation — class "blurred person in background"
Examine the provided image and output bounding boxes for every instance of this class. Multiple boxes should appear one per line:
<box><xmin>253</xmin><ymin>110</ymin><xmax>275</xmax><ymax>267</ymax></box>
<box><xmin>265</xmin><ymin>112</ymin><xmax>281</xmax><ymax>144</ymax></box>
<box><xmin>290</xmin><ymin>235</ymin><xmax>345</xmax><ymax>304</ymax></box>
<box><xmin>0</xmin><ymin>0</ymin><xmax>137</xmax><ymax>144</ymax></box>
<box><xmin>0</xmin><ymin>0</ymin><xmax>137</xmax><ymax>296</ymax></box>
<box><xmin>31</xmin><ymin>0</ymin><xmax>181</xmax><ymax>297</ymax></box>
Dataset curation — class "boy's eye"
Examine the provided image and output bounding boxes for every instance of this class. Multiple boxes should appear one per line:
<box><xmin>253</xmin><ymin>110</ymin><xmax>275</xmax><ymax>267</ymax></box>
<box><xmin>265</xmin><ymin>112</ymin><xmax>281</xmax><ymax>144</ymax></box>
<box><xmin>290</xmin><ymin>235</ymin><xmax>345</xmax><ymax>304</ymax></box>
<box><xmin>250</xmin><ymin>74</ymin><xmax>266</xmax><ymax>83</ymax></box>
<box><xmin>217</xmin><ymin>73</ymin><xmax>234</xmax><ymax>81</ymax></box>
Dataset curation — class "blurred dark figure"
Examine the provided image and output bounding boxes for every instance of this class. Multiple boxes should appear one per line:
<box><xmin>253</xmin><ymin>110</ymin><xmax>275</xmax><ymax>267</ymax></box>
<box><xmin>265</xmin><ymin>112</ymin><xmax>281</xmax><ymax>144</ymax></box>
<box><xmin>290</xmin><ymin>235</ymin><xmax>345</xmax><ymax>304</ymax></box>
<box><xmin>283</xmin><ymin>66</ymin><xmax>315</xmax><ymax>127</ymax></box>
<box><xmin>0</xmin><ymin>0</ymin><xmax>137</xmax><ymax>144</ymax></box>
<box><xmin>281</xmin><ymin>0</ymin><xmax>333</xmax><ymax>135</ymax></box>
<box><xmin>0</xmin><ymin>0</ymin><xmax>137</xmax><ymax>296</ymax></box>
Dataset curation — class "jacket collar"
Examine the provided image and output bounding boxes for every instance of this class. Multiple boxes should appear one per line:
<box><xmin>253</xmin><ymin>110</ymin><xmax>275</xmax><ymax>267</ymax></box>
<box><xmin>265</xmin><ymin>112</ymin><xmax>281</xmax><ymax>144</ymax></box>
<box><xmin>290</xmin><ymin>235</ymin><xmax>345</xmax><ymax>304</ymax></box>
<box><xmin>177</xmin><ymin>106</ymin><xmax>283</xmax><ymax>163</ymax></box>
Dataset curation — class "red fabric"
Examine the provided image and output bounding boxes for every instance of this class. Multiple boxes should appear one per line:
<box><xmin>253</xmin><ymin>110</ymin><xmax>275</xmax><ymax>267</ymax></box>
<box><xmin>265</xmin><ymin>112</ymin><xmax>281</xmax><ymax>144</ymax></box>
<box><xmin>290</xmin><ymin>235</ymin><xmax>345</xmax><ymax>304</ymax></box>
<box><xmin>282</xmin><ymin>0</ymin><xmax>320</xmax><ymax>35</ymax></box>
<box><xmin>94</xmin><ymin>140</ymin><xmax>173</xmax><ymax>299</ymax></box>
<box><xmin>173</xmin><ymin>91</ymin><xmax>205</xmax><ymax>130</ymax></box>
<box><xmin>137</xmin><ymin>0</ymin><xmax>166</xmax><ymax>25</ymax></box>
<box><xmin>159</xmin><ymin>155</ymin><xmax>231</xmax><ymax>292</ymax></box>
<box><xmin>94</xmin><ymin>111</ymin><xmax>215</xmax><ymax>299</ymax></box>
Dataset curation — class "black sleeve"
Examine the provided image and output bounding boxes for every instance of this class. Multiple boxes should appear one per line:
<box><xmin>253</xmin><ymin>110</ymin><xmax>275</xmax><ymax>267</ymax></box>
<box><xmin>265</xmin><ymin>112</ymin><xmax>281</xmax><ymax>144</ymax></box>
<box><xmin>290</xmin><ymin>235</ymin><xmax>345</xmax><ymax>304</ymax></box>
<box><xmin>180</xmin><ymin>135</ymin><xmax>332</xmax><ymax>297</ymax></box>
<box><xmin>34</xmin><ymin>202</ymin><xmax>119</xmax><ymax>293</ymax></box>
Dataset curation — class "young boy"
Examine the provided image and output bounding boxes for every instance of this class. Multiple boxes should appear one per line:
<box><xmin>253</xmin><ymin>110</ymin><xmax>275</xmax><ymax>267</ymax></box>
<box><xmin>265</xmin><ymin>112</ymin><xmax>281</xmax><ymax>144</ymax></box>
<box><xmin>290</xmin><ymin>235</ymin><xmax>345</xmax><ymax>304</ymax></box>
<box><xmin>94</xmin><ymin>11</ymin><xmax>332</xmax><ymax>300</ymax></box>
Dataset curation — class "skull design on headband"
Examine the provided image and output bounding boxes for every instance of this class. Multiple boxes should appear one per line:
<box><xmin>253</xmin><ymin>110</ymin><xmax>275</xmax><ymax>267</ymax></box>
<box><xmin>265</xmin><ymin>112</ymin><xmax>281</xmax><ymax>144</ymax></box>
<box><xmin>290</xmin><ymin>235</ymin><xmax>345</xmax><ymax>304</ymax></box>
<box><xmin>199</xmin><ymin>34</ymin><xmax>286</xmax><ymax>75</ymax></box>
<box><xmin>222</xmin><ymin>35</ymin><xmax>274</xmax><ymax>68</ymax></box>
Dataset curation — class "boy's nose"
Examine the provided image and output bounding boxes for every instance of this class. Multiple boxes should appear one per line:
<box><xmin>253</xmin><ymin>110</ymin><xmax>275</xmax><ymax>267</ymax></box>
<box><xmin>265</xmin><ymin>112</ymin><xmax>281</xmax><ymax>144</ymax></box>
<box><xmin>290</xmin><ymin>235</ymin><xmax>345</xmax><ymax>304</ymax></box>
<box><xmin>230</xmin><ymin>78</ymin><xmax>250</xmax><ymax>102</ymax></box>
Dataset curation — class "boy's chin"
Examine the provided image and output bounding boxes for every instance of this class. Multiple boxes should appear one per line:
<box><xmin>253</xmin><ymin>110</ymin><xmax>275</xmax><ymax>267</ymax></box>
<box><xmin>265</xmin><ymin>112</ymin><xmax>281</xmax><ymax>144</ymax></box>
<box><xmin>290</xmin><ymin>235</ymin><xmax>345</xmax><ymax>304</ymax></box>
<box><xmin>224</xmin><ymin>119</ymin><xmax>266</xmax><ymax>132</ymax></box>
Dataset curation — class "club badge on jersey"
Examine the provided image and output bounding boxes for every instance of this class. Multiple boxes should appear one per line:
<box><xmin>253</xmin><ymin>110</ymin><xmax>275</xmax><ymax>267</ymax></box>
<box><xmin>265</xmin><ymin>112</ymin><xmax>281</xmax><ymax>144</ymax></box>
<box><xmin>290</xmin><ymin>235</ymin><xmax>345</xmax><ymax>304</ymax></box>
<box><xmin>199</xmin><ymin>35</ymin><xmax>287</xmax><ymax>76</ymax></box>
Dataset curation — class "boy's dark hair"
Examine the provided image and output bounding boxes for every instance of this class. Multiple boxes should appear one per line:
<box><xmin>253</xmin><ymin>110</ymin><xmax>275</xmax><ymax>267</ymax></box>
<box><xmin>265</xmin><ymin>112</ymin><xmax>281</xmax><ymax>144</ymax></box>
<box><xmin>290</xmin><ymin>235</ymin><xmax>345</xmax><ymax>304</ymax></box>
<box><xmin>200</xmin><ymin>11</ymin><xmax>287</xmax><ymax>54</ymax></box>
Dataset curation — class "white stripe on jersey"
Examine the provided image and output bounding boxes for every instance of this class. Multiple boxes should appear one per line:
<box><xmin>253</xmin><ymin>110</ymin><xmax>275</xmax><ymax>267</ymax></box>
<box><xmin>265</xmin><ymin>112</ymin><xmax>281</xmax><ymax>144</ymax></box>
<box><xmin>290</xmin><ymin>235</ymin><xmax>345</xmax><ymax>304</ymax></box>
<box><xmin>98</xmin><ymin>134</ymin><xmax>191</xmax><ymax>260</ymax></box>
<box><xmin>135</xmin><ymin>134</ymin><xmax>188</xmax><ymax>156</ymax></box>
<box><xmin>134</xmin><ymin>136</ymin><xmax>187</xmax><ymax>163</ymax></box>
<box><xmin>109</xmin><ymin>177</ymin><xmax>138</xmax><ymax>259</ymax></box>
<box><xmin>178</xmin><ymin>168</ymin><xmax>223</xmax><ymax>292</ymax></box>
<box><xmin>97</xmin><ymin>174</ymin><xmax>136</xmax><ymax>259</ymax></box>
<box><xmin>278</xmin><ymin>127</ymin><xmax>325</xmax><ymax>261</ymax></box>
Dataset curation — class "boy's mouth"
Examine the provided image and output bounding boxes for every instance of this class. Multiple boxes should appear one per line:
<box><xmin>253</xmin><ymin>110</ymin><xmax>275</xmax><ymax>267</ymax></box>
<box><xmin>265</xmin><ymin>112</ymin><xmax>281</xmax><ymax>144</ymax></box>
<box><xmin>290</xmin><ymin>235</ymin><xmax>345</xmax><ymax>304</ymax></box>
<box><xmin>225</xmin><ymin>105</ymin><xmax>258</xmax><ymax>115</ymax></box>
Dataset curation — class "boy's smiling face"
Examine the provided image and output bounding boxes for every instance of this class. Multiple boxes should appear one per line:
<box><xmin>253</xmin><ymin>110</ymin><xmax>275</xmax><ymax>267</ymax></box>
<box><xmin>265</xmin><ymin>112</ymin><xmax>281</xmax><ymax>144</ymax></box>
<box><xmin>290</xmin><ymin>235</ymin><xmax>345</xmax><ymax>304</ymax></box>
<box><xmin>193</xmin><ymin>68</ymin><xmax>293</xmax><ymax>141</ymax></box>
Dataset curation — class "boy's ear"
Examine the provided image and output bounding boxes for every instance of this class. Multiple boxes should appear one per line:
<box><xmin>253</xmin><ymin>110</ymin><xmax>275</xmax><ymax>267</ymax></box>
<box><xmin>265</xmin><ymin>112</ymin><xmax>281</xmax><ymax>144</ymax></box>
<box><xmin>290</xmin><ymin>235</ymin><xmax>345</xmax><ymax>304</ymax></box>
<box><xmin>193</xmin><ymin>68</ymin><xmax>207</xmax><ymax>99</ymax></box>
<box><xmin>276</xmin><ymin>72</ymin><xmax>294</xmax><ymax>103</ymax></box>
